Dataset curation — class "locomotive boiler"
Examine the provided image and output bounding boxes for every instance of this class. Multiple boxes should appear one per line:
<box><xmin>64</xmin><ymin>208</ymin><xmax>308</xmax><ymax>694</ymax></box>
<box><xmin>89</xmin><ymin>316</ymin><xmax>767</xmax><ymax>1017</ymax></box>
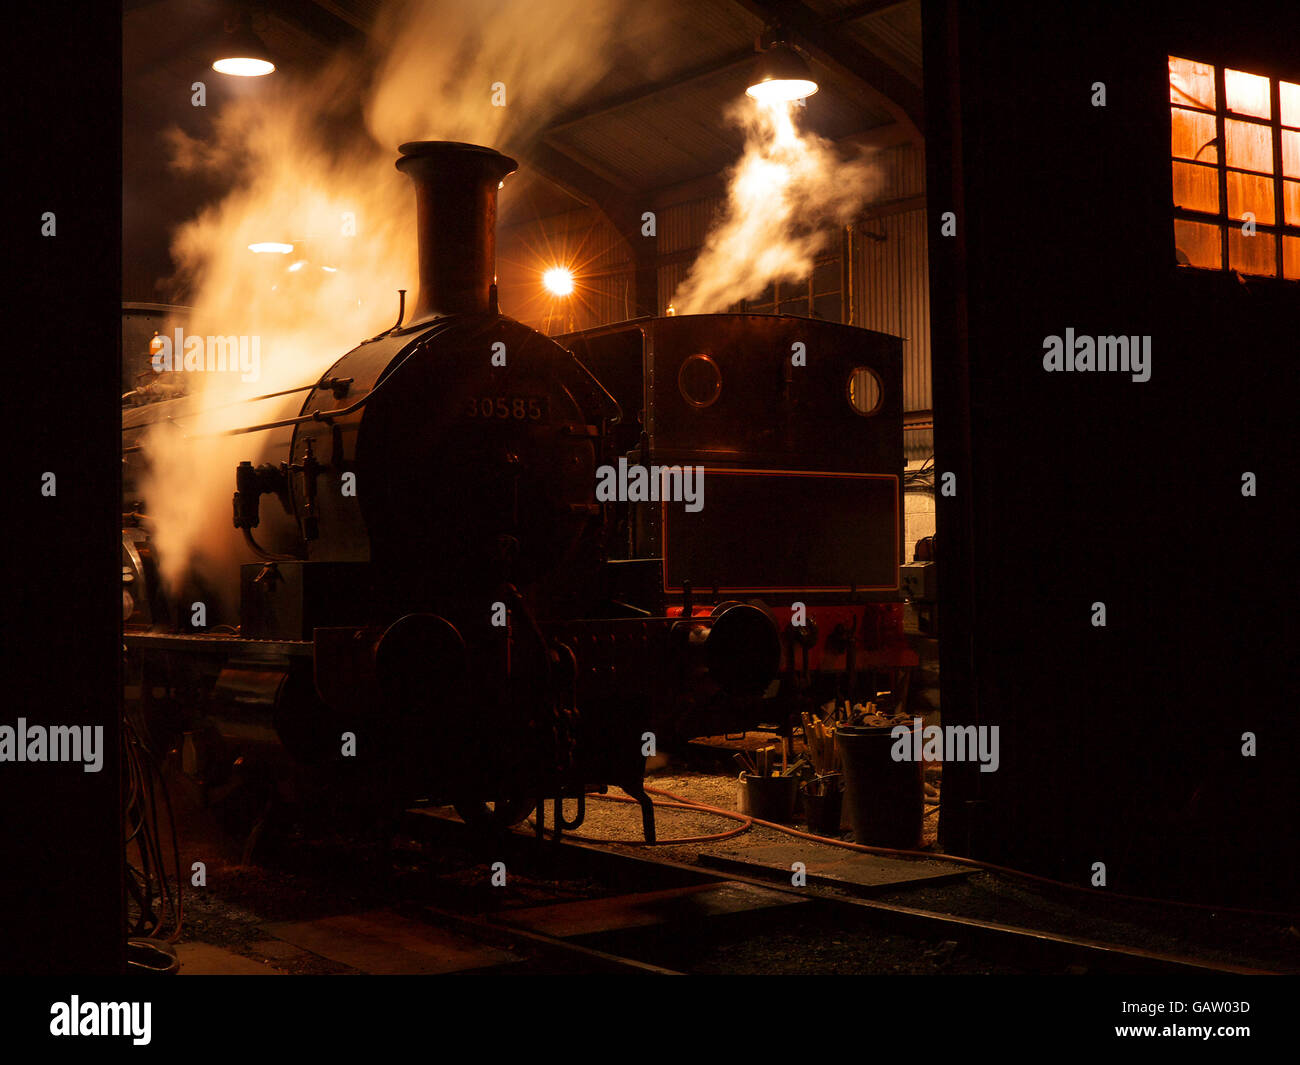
<box><xmin>122</xmin><ymin>140</ymin><xmax>910</xmax><ymax>846</ymax></box>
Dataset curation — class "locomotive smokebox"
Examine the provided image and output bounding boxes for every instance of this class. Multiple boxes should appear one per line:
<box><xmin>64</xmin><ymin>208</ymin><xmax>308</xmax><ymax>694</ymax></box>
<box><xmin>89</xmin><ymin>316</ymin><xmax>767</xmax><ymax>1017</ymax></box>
<box><xmin>396</xmin><ymin>140</ymin><xmax>518</xmax><ymax>321</ymax></box>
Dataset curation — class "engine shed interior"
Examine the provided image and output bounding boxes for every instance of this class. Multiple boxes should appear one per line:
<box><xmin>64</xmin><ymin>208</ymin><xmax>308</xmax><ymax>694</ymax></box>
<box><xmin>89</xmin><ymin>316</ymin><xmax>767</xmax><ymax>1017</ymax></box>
<box><xmin>6</xmin><ymin>0</ymin><xmax>1297</xmax><ymax>999</ymax></box>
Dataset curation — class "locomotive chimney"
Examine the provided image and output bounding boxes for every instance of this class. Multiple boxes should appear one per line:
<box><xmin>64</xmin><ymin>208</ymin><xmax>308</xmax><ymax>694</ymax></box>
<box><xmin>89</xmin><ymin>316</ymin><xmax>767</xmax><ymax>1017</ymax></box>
<box><xmin>395</xmin><ymin>141</ymin><xmax>518</xmax><ymax>320</ymax></box>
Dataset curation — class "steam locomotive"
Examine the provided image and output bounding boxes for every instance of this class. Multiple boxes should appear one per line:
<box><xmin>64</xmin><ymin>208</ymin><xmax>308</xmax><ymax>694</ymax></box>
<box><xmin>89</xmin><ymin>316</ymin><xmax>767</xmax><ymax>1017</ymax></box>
<box><xmin>122</xmin><ymin>141</ymin><xmax>909</xmax><ymax>844</ymax></box>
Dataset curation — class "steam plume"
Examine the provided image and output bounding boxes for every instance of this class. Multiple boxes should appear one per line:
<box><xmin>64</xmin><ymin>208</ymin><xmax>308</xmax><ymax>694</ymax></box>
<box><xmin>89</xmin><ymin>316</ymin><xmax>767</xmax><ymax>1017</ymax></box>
<box><xmin>137</xmin><ymin>0</ymin><xmax>645</xmax><ymax>605</ymax></box>
<box><xmin>672</xmin><ymin>98</ymin><xmax>880</xmax><ymax>314</ymax></box>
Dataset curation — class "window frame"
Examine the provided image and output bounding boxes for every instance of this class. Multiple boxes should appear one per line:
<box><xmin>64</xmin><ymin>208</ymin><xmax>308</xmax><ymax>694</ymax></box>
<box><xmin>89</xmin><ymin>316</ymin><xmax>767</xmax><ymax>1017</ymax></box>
<box><xmin>730</xmin><ymin>248</ymin><xmax>846</xmax><ymax>321</ymax></box>
<box><xmin>1169</xmin><ymin>55</ymin><xmax>1300</xmax><ymax>280</ymax></box>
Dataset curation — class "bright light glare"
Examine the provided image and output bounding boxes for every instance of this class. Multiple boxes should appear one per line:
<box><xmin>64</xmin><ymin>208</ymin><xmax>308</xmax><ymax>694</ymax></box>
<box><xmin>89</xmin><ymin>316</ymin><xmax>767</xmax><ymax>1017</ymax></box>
<box><xmin>248</xmin><ymin>242</ymin><xmax>293</xmax><ymax>254</ymax></box>
<box><xmin>542</xmin><ymin>266</ymin><xmax>574</xmax><ymax>296</ymax></box>
<box><xmin>746</xmin><ymin>78</ymin><xmax>818</xmax><ymax>103</ymax></box>
<box><xmin>213</xmin><ymin>57</ymin><xmax>275</xmax><ymax>77</ymax></box>
<box><xmin>287</xmin><ymin>260</ymin><xmax>307</xmax><ymax>272</ymax></box>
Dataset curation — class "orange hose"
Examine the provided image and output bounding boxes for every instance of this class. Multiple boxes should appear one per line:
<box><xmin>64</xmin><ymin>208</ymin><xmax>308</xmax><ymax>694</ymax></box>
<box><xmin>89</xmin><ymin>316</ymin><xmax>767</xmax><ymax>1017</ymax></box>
<box><xmin>529</xmin><ymin>797</ymin><xmax>754</xmax><ymax>845</ymax></box>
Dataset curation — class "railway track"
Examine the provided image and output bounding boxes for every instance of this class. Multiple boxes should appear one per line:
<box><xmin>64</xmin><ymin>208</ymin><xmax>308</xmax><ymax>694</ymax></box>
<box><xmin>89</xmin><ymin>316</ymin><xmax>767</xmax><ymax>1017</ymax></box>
<box><xmin>395</xmin><ymin>808</ymin><xmax>1284</xmax><ymax>976</ymax></box>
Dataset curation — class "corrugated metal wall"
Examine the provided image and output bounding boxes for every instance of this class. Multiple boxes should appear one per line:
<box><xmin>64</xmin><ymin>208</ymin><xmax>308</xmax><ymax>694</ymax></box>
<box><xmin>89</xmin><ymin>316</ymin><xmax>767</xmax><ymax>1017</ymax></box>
<box><xmin>870</xmin><ymin>141</ymin><xmax>927</xmax><ymax>202</ymax></box>
<box><xmin>658</xmin><ymin>197</ymin><xmax>722</xmax><ymax>255</ymax></box>
<box><xmin>854</xmin><ymin>207</ymin><xmax>931</xmax><ymax>414</ymax></box>
<box><xmin>851</xmin><ymin>142</ymin><xmax>929</xmax><ymax>411</ymax></box>
<box><xmin>656</xmin><ymin>196</ymin><xmax>723</xmax><ymax>312</ymax></box>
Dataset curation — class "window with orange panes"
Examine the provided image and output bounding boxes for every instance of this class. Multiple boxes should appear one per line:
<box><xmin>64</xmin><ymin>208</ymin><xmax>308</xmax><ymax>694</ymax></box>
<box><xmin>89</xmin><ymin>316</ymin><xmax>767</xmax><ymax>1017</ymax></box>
<box><xmin>1169</xmin><ymin>56</ymin><xmax>1300</xmax><ymax>279</ymax></box>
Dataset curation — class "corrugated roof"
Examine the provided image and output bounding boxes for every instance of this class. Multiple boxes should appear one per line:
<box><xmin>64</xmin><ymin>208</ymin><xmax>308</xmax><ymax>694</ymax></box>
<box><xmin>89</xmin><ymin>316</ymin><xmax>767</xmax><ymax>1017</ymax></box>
<box><xmin>534</xmin><ymin>0</ymin><xmax>920</xmax><ymax>193</ymax></box>
<box><xmin>546</xmin><ymin>58</ymin><xmax>896</xmax><ymax>192</ymax></box>
<box><xmin>123</xmin><ymin>0</ymin><xmax>924</xmax><ymax>290</ymax></box>
<box><xmin>846</xmin><ymin>3</ymin><xmax>923</xmax><ymax>84</ymax></box>
<box><xmin>588</xmin><ymin>0</ymin><xmax>767</xmax><ymax>98</ymax></box>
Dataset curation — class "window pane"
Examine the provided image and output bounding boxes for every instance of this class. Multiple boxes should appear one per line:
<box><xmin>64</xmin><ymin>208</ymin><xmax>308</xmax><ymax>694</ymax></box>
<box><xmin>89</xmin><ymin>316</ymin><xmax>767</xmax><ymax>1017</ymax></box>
<box><xmin>1284</xmin><ymin>129</ymin><xmax>1300</xmax><ymax>178</ymax></box>
<box><xmin>1228</xmin><ymin>227</ymin><xmax>1276</xmax><ymax>275</ymax></box>
<box><xmin>1226</xmin><ymin>170</ymin><xmax>1275</xmax><ymax>224</ymax></box>
<box><xmin>812</xmin><ymin>260</ymin><xmax>839</xmax><ymax>295</ymax></box>
<box><xmin>1172</xmin><ymin>161</ymin><xmax>1219</xmax><ymax>212</ymax></box>
<box><xmin>1284</xmin><ymin>236</ymin><xmax>1300</xmax><ymax>279</ymax></box>
<box><xmin>1286</xmin><ymin>180</ymin><xmax>1300</xmax><ymax>225</ymax></box>
<box><xmin>1225</xmin><ymin>119</ymin><xmax>1274</xmax><ymax>173</ymax></box>
<box><xmin>1281</xmin><ymin>81</ymin><xmax>1300</xmax><ymax>128</ymax></box>
<box><xmin>1225</xmin><ymin>68</ymin><xmax>1271</xmax><ymax>119</ymax></box>
<box><xmin>1169</xmin><ymin>56</ymin><xmax>1215</xmax><ymax>111</ymax></box>
<box><xmin>849</xmin><ymin>368</ymin><xmax>882</xmax><ymax>415</ymax></box>
<box><xmin>1174</xmin><ymin>219</ymin><xmax>1221</xmax><ymax>268</ymax></box>
<box><xmin>1171</xmin><ymin>107</ymin><xmax>1218</xmax><ymax>162</ymax></box>
<box><xmin>779</xmin><ymin>297</ymin><xmax>810</xmax><ymax>317</ymax></box>
<box><xmin>813</xmin><ymin>292</ymin><xmax>841</xmax><ymax>322</ymax></box>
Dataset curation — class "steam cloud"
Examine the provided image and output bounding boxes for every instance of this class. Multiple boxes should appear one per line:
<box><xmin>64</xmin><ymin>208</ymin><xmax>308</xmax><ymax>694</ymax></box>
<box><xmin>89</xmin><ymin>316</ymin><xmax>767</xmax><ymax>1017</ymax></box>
<box><xmin>137</xmin><ymin>0</ymin><xmax>646</xmax><ymax>603</ymax></box>
<box><xmin>135</xmin><ymin>2</ymin><xmax>873</xmax><ymax>608</ymax></box>
<box><xmin>671</xmin><ymin>98</ymin><xmax>880</xmax><ymax>314</ymax></box>
<box><xmin>365</xmin><ymin>0</ymin><xmax>658</xmax><ymax>150</ymax></box>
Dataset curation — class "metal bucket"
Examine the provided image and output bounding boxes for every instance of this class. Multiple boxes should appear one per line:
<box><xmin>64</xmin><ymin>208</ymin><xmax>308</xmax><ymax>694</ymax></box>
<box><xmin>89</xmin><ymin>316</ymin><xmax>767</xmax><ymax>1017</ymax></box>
<box><xmin>835</xmin><ymin>724</ymin><xmax>923</xmax><ymax>848</ymax></box>
<box><xmin>801</xmin><ymin>780</ymin><xmax>844</xmax><ymax>836</ymax></box>
<box><xmin>737</xmin><ymin>773</ymin><xmax>799</xmax><ymax>822</ymax></box>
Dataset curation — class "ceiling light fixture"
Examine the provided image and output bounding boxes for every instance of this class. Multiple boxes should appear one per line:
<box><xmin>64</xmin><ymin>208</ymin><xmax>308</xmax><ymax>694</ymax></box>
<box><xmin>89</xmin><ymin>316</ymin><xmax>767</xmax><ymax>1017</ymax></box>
<box><xmin>212</xmin><ymin>10</ymin><xmax>276</xmax><ymax>77</ymax></box>
<box><xmin>746</xmin><ymin>40</ymin><xmax>818</xmax><ymax>103</ymax></box>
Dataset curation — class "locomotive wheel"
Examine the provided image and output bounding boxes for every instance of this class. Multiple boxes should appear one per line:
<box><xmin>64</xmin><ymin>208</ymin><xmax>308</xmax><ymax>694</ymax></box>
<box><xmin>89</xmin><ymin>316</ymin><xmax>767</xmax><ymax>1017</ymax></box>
<box><xmin>453</xmin><ymin>796</ymin><xmax>536</xmax><ymax>834</ymax></box>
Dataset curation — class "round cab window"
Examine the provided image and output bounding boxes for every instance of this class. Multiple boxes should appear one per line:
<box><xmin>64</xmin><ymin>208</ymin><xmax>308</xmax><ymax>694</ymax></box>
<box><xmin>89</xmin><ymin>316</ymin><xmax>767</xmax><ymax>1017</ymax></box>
<box><xmin>678</xmin><ymin>353</ymin><xmax>722</xmax><ymax>409</ymax></box>
<box><xmin>847</xmin><ymin>367</ymin><xmax>883</xmax><ymax>416</ymax></box>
